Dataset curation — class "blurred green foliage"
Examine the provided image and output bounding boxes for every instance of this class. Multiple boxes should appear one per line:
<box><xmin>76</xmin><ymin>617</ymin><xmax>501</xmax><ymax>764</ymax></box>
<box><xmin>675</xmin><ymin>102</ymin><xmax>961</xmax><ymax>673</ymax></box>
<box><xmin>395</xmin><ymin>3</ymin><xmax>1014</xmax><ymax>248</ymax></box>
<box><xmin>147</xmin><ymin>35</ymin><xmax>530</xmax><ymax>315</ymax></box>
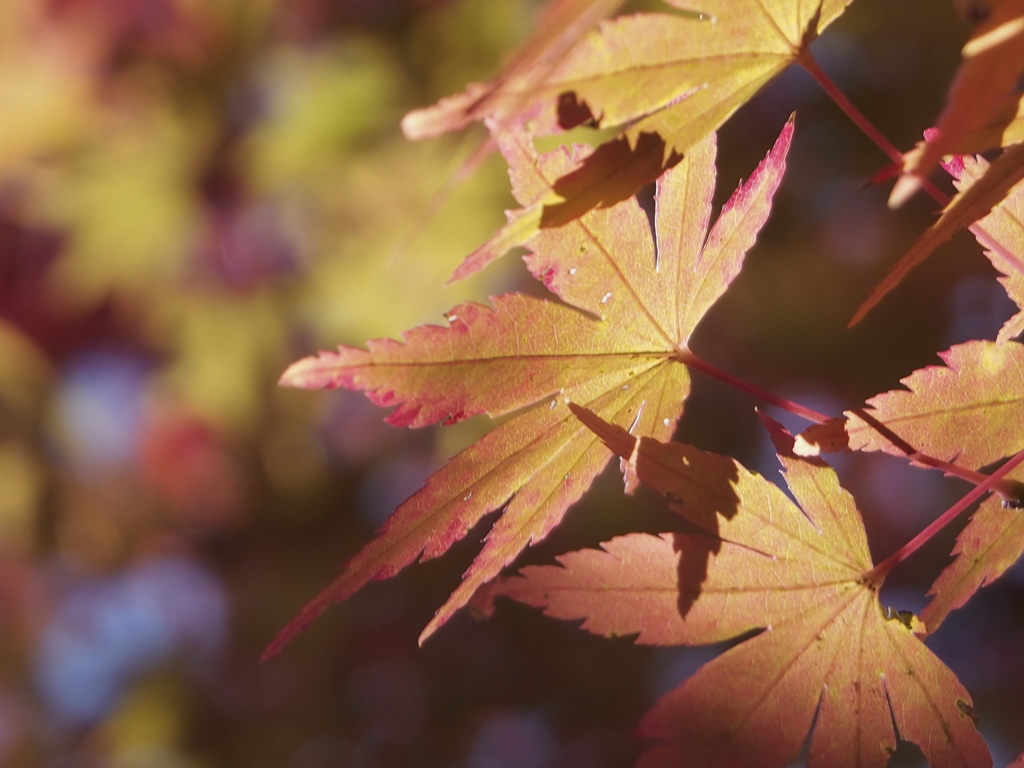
<box><xmin>0</xmin><ymin>0</ymin><xmax>528</xmax><ymax>764</ymax></box>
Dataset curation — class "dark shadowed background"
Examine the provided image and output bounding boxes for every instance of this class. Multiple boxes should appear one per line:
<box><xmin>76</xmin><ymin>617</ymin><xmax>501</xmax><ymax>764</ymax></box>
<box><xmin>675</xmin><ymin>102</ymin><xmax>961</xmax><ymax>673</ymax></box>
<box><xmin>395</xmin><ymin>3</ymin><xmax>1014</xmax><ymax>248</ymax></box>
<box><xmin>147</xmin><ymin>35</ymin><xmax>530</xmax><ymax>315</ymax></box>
<box><xmin>0</xmin><ymin>0</ymin><xmax>1021</xmax><ymax>765</ymax></box>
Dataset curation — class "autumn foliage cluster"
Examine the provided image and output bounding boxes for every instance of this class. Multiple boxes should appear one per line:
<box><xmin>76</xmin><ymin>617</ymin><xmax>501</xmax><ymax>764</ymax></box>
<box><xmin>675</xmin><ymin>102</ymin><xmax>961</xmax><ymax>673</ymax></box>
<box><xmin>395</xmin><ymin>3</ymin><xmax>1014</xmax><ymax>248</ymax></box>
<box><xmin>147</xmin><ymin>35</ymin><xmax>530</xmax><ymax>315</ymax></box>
<box><xmin>270</xmin><ymin>1</ymin><xmax>1024</xmax><ymax>766</ymax></box>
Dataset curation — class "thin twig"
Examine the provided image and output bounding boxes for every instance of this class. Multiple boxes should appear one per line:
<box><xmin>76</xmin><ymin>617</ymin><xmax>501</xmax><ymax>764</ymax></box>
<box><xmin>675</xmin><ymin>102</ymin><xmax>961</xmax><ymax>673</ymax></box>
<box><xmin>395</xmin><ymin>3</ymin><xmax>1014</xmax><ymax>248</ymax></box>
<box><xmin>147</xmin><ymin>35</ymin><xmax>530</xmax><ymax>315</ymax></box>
<box><xmin>797</xmin><ymin>51</ymin><xmax>1024</xmax><ymax>280</ymax></box>
<box><xmin>866</xmin><ymin>446</ymin><xmax>1024</xmax><ymax>584</ymax></box>
<box><xmin>674</xmin><ymin>347</ymin><xmax>831</xmax><ymax>424</ymax></box>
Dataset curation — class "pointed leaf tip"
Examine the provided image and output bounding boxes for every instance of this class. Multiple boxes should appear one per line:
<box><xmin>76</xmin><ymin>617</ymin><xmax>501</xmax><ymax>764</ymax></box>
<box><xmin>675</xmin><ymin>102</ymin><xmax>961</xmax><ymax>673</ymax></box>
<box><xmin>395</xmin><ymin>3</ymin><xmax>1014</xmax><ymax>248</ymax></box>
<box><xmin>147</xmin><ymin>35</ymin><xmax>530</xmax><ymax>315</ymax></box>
<box><xmin>261</xmin><ymin>586</ymin><xmax>337</xmax><ymax>662</ymax></box>
<box><xmin>756</xmin><ymin>411</ymin><xmax>796</xmax><ymax>456</ymax></box>
<box><xmin>794</xmin><ymin>418</ymin><xmax>849</xmax><ymax>456</ymax></box>
<box><xmin>921</xmin><ymin>491</ymin><xmax>1024</xmax><ymax>635</ymax></box>
<box><xmin>278</xmin><ymin>352</ymin><xmax>336</xmax><ymax>389</ymax></box>
<box><xmin>888</xmin><ymin>173</ymin><xmax>921</xmax><ymax>209</ymax></box>
<box><xmin>278</xmin><ymin>347</ymin><xmax>376</xmax><ymax>390</ymax></box>
<box><xmin>568</xmin><ymin>402</ymin><xmax>638</xmax><ymax>460</ymax></box>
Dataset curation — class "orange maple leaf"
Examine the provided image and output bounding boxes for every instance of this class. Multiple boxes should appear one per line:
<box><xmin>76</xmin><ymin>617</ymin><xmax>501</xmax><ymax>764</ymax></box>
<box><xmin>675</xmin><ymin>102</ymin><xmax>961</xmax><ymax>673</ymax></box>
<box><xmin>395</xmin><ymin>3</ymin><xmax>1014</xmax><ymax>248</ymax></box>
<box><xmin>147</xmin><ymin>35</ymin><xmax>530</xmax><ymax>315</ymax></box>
<box><xmin>841</xmin><ymin>337</ymin><xmax>1024</xmax><ymax>635</ymax></box>
<box><xmin>262</xmin><ymin>119</ymin><xmax>795</xmax><ymax>659</ymax></box>
<box><xmin>845</xmin><ymin>341</ymin><xmax>1024</xmax><ymax>471</ymax></box>
<box><xmin>406</xmin><ymin>0</ymin><xmax>852</xmax><ymax>242</ymax></box>
<box><xmin>920</xmin><ymin>486</ymin><xmax>1024</xmax><ymax>634</ymax></box>
<box><xmin>480</xmin><ymin>407</ymin><xmax>991</xmax><ymax>768</ymax></box>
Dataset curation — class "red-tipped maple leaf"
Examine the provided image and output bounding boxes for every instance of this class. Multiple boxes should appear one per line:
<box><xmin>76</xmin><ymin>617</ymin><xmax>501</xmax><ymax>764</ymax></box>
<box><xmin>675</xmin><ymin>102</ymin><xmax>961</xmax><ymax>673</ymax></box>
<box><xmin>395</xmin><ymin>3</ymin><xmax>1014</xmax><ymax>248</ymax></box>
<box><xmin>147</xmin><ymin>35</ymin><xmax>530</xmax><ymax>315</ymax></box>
<box><xmin>479</xmin><ymin>408</ymin><xmax>991</xmax><ymax>768</ymax></box>
<box><xmin>262</xmin><ymin>119</ymin><xmax>794</xmax><ymax>659</ymax></box>
<box><xmin>845</xmin><ymin>340</ymin><xmax>1024</xmax><ymax>470</ymax></box>
<box><xmin>407</xmin><ymin>0</ymin><xmax>851</xmax><ymax>245</ymax></box>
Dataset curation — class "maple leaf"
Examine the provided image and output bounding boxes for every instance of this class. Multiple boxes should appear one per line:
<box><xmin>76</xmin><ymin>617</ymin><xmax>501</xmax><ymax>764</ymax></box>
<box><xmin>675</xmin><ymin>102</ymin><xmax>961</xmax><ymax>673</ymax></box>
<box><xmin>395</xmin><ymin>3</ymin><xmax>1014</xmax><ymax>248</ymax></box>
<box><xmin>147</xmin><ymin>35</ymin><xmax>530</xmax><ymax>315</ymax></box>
<box><xmin>479</xmin><ymin>408</ymin><xmax>991</xmax><ymax>768</ymax></box>
<box><xmin>845</xmin><ymin>340</ymin><xmax>1024</xmax><ymax>470</ymax></box>
<box><xmin>919</xmin><ymin>484</ymin><xmax>1024</xmax><ymax>635</ymax></box>
<box><xmin>890</xmin><ymin>0</ymin><xmax>1024</xmax><ymax>207</ymax></box>
<box><xmin>410</xmin><ymin>0</ymin><xmax>850</xmax><ymax>148</ymax></box>
<box><xmin>840</xmin><ymin>337</ymin><xmax>1024</xmax><ymax>635</ymax></box>
<box><xmin>408</xmin><ymin>0</ymin><xmax>851</xmax><ymax>251</ymax></box>
<box><xmin>530</xmin><ymin>0</ymin><xmax>851</xmax><ymax>152</ymax></box>
<box><xmin>261</xmin><ymin>119</ymin><xmax>795</xmax><ymax>659</ymax></box>
<box><xmin>850</xmin><ymin>142</ymin><xmax>1024</xmax><ymax>327</ymax></box>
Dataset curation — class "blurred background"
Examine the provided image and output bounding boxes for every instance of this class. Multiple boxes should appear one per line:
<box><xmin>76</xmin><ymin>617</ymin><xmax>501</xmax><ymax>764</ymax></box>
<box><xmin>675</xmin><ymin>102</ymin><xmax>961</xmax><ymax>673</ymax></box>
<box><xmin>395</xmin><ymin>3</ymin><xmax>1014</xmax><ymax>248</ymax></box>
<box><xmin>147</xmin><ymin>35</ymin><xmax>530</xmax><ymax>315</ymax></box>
<box><xmin>0</xmin><ymin>0</ymin><xmax>1021</xmax><ymax>766</ymax></box>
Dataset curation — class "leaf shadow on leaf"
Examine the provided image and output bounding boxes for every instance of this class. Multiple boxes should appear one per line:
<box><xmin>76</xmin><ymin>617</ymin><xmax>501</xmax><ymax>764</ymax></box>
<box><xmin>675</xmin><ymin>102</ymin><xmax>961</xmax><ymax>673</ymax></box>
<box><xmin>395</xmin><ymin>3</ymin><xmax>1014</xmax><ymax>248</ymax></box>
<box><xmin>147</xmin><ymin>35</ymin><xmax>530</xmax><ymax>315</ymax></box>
<box><xmin>555</xmin><ymin>91</ymin><xmax>595</xmax><ymax>131</ymax></box>
<box><xmin>569</xmin><ymin>405</ymin><xmax>744</xmax><ymax>622</ymax></box>
<box><xmin>539</xmin><ymin>131</ymin><xmax>681</xmax><ymax>228</ymax></box>
<box><xmin>671</xmin><ymin>532</ymin><xmax>720</xmax><ymax>621</ymax></box>
<box><xmin>886</xmin><ymin>737</ymin><xmax>926</xmax><ymax>768</ymax></box>
<box><xmin>847</xmin><ymin>406</ymin><xmax>918</xmax><ymax>457</ymax></box>
<box><xmin>630</xmin><ymin>439</ymin><xmax>741</xmax><ymax>621</ymax></box>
